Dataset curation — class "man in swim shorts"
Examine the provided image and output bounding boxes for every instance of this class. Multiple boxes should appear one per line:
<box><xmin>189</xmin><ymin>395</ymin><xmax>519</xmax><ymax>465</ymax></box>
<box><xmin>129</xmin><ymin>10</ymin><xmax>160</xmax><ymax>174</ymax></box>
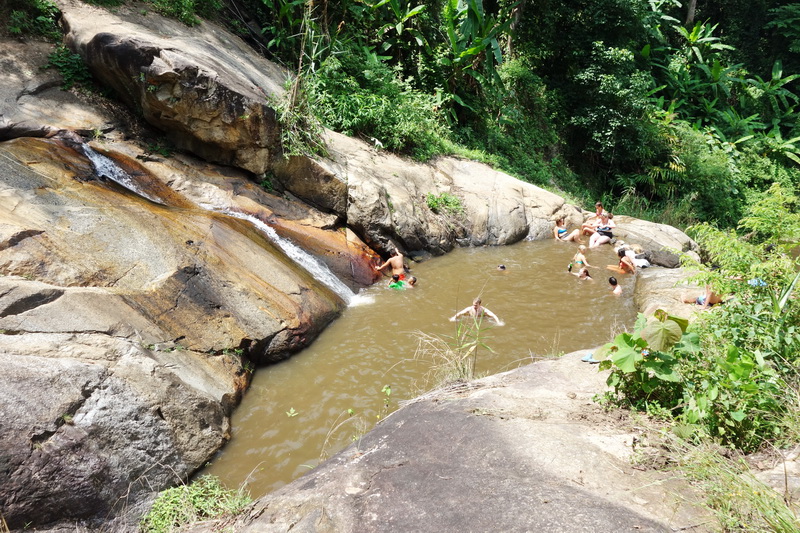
<box><xmin>375</xmin><ymin>248</ymin><xmax>408</xmax><ymax>280</ymax></box>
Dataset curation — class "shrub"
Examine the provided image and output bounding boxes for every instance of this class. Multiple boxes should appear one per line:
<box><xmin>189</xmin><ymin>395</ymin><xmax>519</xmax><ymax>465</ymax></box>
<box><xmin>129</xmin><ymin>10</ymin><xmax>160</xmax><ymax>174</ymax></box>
<box><xmin>600</xmin><ymin>184</ymin><xmax>800</xmax><ymax>451</ymax></box>
<box><xmin>426</xmin><ymin>192</ymin><xmax>463</xmax><ymax>216</ymax></box>
<box><xmin>45</xmin><ymin>46</ymin><xmax>93</xmax><ymax>90</ymax></box>
<box><xmin>6</xmin><ymin>0</ymin><xmax>60</xmax><ymax>40</ymax></box>
<box><xmin>140</xmin><ymin>475</ymin><xmax>251</xmax><ymax>533</ymax></box>
<box><xmin>306</xmin><ymin>51</ymin><xmax>449</xmax><ymax>160</ymax></box>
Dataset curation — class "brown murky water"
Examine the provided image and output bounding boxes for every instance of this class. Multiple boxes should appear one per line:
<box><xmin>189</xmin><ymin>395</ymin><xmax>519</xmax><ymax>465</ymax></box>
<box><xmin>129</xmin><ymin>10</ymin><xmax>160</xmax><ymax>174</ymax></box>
<box><xmin>202</xmin><ymin>239</ymin><xmax>637</xmax><ymax>496</ymax></box>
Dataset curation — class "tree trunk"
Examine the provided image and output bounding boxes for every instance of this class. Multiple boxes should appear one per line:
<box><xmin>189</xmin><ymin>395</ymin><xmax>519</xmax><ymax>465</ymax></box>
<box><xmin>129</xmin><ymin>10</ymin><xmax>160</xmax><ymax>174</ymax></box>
<box><xmin>685</xmin><ymin>0</ymin><xmax>697</xmax><ymax>26</ymax></box>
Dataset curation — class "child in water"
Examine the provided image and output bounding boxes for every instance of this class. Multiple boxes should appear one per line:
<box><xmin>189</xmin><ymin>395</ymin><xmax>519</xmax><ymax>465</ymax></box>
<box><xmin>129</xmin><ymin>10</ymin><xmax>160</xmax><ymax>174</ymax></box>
<box><xmin>609</xmin><ymin>276</ymin><xmax>622</xmax><ymax>295</ymax></box>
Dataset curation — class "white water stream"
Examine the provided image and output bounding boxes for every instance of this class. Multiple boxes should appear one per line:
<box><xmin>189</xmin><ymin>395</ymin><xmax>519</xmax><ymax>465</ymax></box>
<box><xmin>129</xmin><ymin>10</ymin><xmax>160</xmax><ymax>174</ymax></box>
<box><xmin>219</xmin><ymin>210</ymin><xmax>356</xmax><ymax>304</ymax></box>
<box><xmin>79</xmin><ymin>145</ymin><xmax>164</xmax><ymax>205</ymax></box>
<box><xmin>79</xmin><ymin>144</ymin><xmax>356</xmax><ymax>304</ymax></box>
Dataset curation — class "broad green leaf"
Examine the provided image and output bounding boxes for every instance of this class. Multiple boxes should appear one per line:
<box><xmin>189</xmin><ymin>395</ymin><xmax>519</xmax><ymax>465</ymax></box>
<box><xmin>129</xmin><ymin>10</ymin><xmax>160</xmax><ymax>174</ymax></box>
<box><xmin>641</xmin><ymin>359</ymin><xmax>681</xmax><ymax>382</ymax></box>
<box><xmin>610</xmin><ymin>344</ymin><xmax>642</xmax><ymax>373</ymax></box>
<box><xmin>642</xmin><ymin>318</ymin><xmax>682</xmax><ymax>351</ymax></box>
<box><xmin>676</xmin><ymin>332</ymin><xmax>701</xmax><ymax>354</ymax></box>
<box><xmin>731</xmin><ymin>411</ymin><xmax>746</xmax><ymax>422</ymax></box>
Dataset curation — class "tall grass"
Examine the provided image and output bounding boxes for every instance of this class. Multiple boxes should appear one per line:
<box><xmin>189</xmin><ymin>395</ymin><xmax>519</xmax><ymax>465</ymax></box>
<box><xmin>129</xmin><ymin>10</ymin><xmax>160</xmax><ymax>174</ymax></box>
<box><xmin>672</xmin><ymin>441</ymin><xmax>800</xmax><ymax>532</ymax></box>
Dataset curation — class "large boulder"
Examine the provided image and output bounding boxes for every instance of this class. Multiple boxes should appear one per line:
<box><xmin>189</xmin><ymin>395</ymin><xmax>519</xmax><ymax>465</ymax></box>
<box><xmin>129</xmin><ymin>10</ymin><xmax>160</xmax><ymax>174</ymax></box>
<box><xmin>612</xmin><ymin>215</ymin><xmax>698</xmax><ymax>267</ymax></box>
<box><xmin>59</xmin><ymin>0</ymin><xmax>287</xmax><ymax>174</ymax></box>
<box><xmin>275</xmin><ymin>130</ymin><xmax>576</xmax><ymax>256</ymax></box>
<box><xmin>188</xmin><ymin>352</ymin><xmax>708</xmax><ymax>533</ymax></box>
<box><xmin>0</xmin><ymin>135</ymin><xmax>345</xmax><ymax>529</ymax></box>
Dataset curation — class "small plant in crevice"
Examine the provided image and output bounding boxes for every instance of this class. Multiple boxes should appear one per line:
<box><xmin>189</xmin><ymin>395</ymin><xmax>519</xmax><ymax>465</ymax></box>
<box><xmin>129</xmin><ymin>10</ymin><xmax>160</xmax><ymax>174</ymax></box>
<box><xmin>426</xmin><ymin>192</ymin><xmax>464</xmax><ymax>216</ymax></box>
<box><xmin>145</xmin><ymin>140</ymin><xmax>174</xmax><ymax>158</ymax></box>
<box><xmin>45</xmin><ymin>46</ymin><xmax>93</xmax><ymax>90</ymax></box>
<box><xmin>139</xmin><ymin>475</ymin><xmax>251</xmax><ymax>533</ymax></box>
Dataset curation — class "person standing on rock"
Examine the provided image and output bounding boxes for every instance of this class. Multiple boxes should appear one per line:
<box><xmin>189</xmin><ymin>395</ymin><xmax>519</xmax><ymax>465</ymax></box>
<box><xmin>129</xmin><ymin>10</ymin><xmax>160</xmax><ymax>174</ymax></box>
<box><xmin>375</xmin><ymin>248</ymin><xmax>408</xmax><ymax>280</ymax></box>
<box><xmin>450</xmin><ymin>297</ymin><xmax>504</xmax><ymax>326</ymax></box>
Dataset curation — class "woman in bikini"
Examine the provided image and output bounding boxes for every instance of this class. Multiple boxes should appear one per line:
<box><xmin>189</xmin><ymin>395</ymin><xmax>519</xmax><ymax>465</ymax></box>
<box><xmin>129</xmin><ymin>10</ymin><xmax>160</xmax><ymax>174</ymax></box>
<box><xmin>571</xmin><ymin>245</ymin><xmax>594</xmax><ymax>271</ymax></box>
<box><xmin>553</xmin><ymin>217</ymin><xmax>581</xmax><ymax>242</ymax></box>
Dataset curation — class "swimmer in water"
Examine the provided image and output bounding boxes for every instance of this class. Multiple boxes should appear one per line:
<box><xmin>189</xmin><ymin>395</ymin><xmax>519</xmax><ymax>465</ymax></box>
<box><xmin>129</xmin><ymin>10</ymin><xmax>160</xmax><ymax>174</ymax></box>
<box><xmin>609</xmin><ymin>276</ymin><xmax>622</xmax><ymax>295</ymax></box>
<box><xmin>571</xmin><ymin>266</ymin><xmax>593</xmax><ymax>281</ymax></box>
<box><xmin>449</xmin><ymin>297</ymin><xmax>504</xmax><ymax>326</ymax></box>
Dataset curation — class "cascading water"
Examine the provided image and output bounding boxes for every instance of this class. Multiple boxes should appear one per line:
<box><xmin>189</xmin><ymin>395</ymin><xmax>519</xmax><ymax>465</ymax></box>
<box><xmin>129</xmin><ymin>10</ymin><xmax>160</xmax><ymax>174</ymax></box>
<box><xmin>75</xmin><ymin>142</ymin><xmax>356</xmax><ymax>304</ymax></box>
<box><xmin>216</xmin><ymin>209</ymin><xmax>356</xmax><ymax>304</ymax></box>
<box><xmin>78</xmin><ymin>144</ymin><xmax>164</xmax><ymax>205</ymax></box>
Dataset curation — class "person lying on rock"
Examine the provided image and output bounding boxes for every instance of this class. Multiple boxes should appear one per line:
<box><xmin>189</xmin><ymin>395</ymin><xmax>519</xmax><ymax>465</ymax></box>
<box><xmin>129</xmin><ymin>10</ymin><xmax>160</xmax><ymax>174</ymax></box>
<box><xmin>450</xmin><ymin>297</ymin><xmax>504</xmax><ymax>326</ymax></box>
<box><xmin>683</xmin><ymin>285</ymin><xmax>726</xmax><ymax>310</ymax></box>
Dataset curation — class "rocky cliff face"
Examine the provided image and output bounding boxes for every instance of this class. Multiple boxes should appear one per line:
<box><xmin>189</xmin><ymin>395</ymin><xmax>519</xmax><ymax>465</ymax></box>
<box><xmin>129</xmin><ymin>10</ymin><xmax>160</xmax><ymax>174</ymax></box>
<box><xmin>0</xmin><ymin>1</ymin><xmax>698</xmax><ymax>530</ymax></box>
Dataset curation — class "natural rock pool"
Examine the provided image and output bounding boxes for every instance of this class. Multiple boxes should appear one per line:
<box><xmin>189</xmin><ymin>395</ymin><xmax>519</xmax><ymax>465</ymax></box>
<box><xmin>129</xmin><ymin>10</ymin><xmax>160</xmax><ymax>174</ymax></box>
<box><xmin>202</xmin><ymin>239</ymin><xmax>637</xmax><ymax>496</ymax></box>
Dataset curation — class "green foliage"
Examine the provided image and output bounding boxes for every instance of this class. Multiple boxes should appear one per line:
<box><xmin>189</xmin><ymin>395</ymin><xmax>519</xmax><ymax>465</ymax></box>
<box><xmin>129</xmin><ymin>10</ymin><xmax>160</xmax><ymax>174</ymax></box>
<box><xmin>273</xmin><ymin>77</ymin><xmax>328</xmax><ymax>158</ymax></box>
<box><xmin>144</xmin><ymin>0</ymin><xmax>222</xmax><ymax>26</ymax></box>
<box><xmin>45</xmin><ymin>46</ymin><xmax>93</xmax><ymax>90</ymax></box>
<box><xmin>425</xmin><ymin>192</ymin><xmax>463</xmax><ymax>215</ymax></box>
<box><xmin>306</xmin><ymin>50</ymin><xmax>447</xmax><ymax>159</ymax></box>
<box><xmin>766</xmin><ymin>4</ymin><xmax>800</xmax><ymax>55</ymax></box>
<box><xmin>597</xmin><ymin>311</ymin><xmax>687</xmax><ymax>412</ymax></box>
<box><xmin>140</xmin><ymin>475</ymin><xmax>251</xmax><ymax>533</ymax></box>
<box><xmin>6</xmin><ymin>0</ymin><xmax>60</xmax><ymax>40</ymax></box>
<box><xmin>603</xmin><ymin>185</ymin><xmax>800</xmax><ymax>451</ymax></box>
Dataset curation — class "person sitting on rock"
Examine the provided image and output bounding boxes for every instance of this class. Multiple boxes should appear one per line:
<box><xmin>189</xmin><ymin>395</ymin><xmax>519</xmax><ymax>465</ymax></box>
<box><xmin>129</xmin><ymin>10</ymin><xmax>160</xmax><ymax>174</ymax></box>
<box><xmin>450</xmin><ymin>297</ymin><xmax>504</xmax><ymax>326</ymax></box>
<box><xmin>581</xmin><ymin>201</ymin><xmax>604</xmax><ymax>236</ymax></box>
<box><xmin>589</xmin><ymin>212</ymin><xmax>615</xmax><ymax>248</ymax></box>
<box><xmin>607</xmin><ymin>248</ymin><xmax>636</xmax><ymax>275</ymax></box>
<box><xmin>553</xmin><ymin>217</ymin><xmax>581</xmax><ymax>243</ymax></box>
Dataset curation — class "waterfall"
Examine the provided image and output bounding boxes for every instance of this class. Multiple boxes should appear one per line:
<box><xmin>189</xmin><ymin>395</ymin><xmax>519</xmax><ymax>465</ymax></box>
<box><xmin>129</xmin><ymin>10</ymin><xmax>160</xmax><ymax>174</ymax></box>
<box><xmin>78</xmin><ymin>145</ymin><xmax>164</xmax><ymax>205</ymax></box>
<box><xmin>220</xmin><ymin>210</ymin><xmax>355</xmax><ymax>304</ymax></box>
<box><xmin>74</xmin><ymin>142</ymin><xmax>355</xmax><ymax>304</ymax></box>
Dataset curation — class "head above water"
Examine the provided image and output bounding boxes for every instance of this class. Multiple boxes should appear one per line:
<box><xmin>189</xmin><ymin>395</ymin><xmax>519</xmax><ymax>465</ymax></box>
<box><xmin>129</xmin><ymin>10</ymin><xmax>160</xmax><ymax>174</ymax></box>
<box><xmin>578</xmin><ymin>245</ymin><xmax>586</xmax><ymax>252</ymax></box>
<box><xmin>408</xmin><ymin>276</ymin><xmax>417</xmax><ymax>285</ymax></box>
<box><xmin>392</xmin><ymin>274</ymin><xmax>400</xmax><ymax>282</ymax></box>
<box><xmin>473</xmin><ymin>297</ymin><xmax>482</xmax><ymax>307</ymax></box>
<box><xmin>497</xmin><ymin>264</ymin><xmax>506</xmax><ymax>271</ymax></box>
<box><xmin>609</xmin><ymin>276</ymin><xmax>618</xmax><ymax>286</ymax></box>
